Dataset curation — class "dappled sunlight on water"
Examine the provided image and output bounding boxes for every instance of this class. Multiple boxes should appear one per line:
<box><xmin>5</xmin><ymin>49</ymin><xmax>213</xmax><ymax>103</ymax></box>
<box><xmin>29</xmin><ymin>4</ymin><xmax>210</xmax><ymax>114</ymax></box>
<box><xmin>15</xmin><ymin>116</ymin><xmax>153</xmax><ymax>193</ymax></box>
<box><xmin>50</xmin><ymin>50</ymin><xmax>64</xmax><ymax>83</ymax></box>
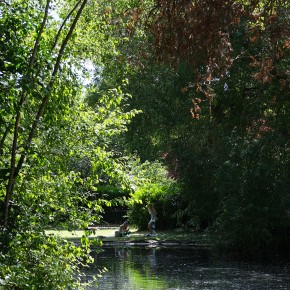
<box><xmin>84</xmin><ymin>247</ymin><xmax>290</xmax><ymax>290</ymax></box>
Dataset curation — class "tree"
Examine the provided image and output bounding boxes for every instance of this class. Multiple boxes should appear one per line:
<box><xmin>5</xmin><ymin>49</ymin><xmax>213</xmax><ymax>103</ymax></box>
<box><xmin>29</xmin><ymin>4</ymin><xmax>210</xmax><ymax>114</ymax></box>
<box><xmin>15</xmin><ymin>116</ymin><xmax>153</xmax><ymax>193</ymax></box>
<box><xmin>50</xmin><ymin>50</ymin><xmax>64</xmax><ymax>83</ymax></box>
<box><xmin>143</xmin><ymin>0</ymin><xmax>290</xmax><ymax>255</ymax></box>
<box><xmin>0</xmin><ymin>0</ymin><xmax>142</xmax><ymax>288</ymax></box>
<box><xmin>91</xmin><ymin>0</ymin><xmax>290</xmax><ymax>256</ymax></box>
<box><xmin>1</xmin><ymin>0</ymin><xmax>89</xmax><ymax>227</ymax></box>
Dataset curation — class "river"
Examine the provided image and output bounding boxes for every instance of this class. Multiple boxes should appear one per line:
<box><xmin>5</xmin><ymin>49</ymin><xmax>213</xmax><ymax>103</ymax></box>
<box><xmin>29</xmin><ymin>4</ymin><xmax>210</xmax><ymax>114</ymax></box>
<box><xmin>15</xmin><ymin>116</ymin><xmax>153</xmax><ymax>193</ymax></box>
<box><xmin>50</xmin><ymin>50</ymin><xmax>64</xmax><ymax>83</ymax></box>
<box><xmin>83</xmin><ymin>246</ymin><xmax>290</xmax><ymax>290</ymax></box>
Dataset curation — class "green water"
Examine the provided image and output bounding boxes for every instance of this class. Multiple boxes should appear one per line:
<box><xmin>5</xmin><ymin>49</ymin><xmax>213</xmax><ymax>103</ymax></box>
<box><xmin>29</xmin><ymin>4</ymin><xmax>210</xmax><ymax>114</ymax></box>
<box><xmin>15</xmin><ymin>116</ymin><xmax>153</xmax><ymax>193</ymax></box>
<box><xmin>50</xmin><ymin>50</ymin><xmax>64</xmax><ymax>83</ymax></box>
<box><xmin>84</xmin><ymin>247</ymin><xmax>290</xmax><ymax>290</ymax></box>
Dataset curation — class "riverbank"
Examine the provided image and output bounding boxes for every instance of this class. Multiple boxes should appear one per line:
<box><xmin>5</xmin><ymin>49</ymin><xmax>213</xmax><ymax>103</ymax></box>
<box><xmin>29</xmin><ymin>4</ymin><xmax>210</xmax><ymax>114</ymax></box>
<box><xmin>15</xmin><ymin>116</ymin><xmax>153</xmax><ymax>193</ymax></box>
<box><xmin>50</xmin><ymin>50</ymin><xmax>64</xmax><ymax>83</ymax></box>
<box><xmin>46</xmin><ymin>228</ymin><xmax>290</xmax><ymax>262</ymax></box>
<box><xmin>45</xmin><ymin>228</ymin><xmax>212</xmax><ymax>249</ymax></box>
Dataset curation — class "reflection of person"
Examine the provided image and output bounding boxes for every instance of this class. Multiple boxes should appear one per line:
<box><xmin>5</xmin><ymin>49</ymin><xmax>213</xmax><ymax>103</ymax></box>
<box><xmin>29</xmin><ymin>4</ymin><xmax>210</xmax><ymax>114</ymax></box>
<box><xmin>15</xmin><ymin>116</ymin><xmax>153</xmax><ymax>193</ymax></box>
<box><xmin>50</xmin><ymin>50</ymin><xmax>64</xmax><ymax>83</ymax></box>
<box><xmin>147</xmin><ymin>204</ymin><xmax>157</xmax><ymax>236</ymax></box>
<box><xmin>117</xmin><ymin>248</ymin><xmax>129</xmax><ymax>259</ymax></box>
<box><xmin>148</xmin><ymin>248</ymin><xmax>156</xmax><ymax>268</ymax></box>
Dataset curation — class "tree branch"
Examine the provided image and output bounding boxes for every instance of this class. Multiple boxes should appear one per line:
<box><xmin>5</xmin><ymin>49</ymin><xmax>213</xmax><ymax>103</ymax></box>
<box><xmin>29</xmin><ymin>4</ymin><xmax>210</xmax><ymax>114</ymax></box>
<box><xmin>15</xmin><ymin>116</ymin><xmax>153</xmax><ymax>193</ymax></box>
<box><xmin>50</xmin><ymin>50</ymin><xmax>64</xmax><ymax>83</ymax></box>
<box><xmin>14</xmin><ymin>0</ymin><xmax>88</xmax><ymax>179</ymax></box>
<box><xmin>3</xmin><ymin>0</ymin><xmax>51</xmax><ymax>227</ymax></box>
<box><xmin>51</xmin><ymin>0</ymin><xmax>82</xmax><ymax>51</ymax></box>
<box><xmin>0</xmin><ymin>122</ymin><xmax>12</xmax><ymax>152</ymax></box>
<box><xmin>29</xmin><ymin>0</ymin><xmax>51</xmax><ymax>68</ymax></box>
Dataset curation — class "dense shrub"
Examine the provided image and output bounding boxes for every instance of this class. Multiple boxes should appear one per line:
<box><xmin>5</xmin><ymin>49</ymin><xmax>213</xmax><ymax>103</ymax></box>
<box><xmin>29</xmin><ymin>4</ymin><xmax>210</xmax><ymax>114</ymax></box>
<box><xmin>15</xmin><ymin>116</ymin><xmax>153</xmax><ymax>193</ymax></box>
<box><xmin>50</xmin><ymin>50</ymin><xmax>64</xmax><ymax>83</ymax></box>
<box><xmin>127</xmin><ymin>182</ymin><xmax>180</xmax><ymax>230</ymax></box>
<box><xmin>0</xmin><ymin>230</ymin><xmax>98</xmax><ymax>289</ymax></box>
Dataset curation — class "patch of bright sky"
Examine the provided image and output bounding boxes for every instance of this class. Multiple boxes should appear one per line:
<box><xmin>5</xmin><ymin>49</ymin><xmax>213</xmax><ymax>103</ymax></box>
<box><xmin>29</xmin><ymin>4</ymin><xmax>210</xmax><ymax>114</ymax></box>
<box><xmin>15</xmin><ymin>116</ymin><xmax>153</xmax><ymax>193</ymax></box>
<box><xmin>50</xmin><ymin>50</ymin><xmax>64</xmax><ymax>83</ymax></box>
<box><xmin>81</xmin><ymin>59</ymin><xmax>96</xmax><ymax>86</ymax></box>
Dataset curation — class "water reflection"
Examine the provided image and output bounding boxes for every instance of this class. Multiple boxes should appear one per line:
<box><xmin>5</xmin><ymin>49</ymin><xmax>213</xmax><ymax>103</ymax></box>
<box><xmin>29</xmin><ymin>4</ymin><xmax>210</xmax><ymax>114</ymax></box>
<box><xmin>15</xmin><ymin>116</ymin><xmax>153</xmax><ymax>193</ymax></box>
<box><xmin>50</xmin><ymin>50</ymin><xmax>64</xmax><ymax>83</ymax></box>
<box><xmin>85</xmin><ymin>246</ymin><xmax>290</xmax><ymax>290</ymax></box>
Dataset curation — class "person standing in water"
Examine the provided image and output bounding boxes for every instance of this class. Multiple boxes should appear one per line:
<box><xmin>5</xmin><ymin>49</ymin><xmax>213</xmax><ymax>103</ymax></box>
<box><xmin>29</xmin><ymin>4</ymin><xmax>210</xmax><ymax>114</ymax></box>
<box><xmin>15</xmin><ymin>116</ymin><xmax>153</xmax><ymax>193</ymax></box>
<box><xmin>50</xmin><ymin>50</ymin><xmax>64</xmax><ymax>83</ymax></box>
<box><xmin>147</xmin><ymin>204</ymin><xmax>157</xmax><ymax>236</ymax></box>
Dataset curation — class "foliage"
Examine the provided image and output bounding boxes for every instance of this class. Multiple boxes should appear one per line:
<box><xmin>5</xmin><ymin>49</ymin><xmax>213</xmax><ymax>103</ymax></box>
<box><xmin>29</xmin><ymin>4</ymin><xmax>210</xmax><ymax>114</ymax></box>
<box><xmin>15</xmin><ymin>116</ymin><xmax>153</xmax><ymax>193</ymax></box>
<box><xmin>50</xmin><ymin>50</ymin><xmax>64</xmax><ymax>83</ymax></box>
<box><xmin>147</xmin><ymin>0</ymin><xmax>290</xmax><ymax>80</ymax></box>
<box><xmin>213</xmin><ymin>133</ymin><xmax>290</xmax><ymax>258</ymax></box>
<box><xmin>0</xmin><ymin>83</ymin><xmax>138</xmax><ymax>286</ymax></box>
<box><xmin>0</xmin><ymin>231</ymin><xmax>96</xmax><ymax>290</ymax></box>
<box><xmin>0</xmin><ymin>0</ymin><xmax>142</xmax><ymax>288</ymax></box>
<box><xmin>126</xmin><ymin>159</ymin><xmax>180</xmax><ymax>229</ymax></box>
<box><xmin>90</xmin><ymin>0</ymin><xmax>290</xmax><ymax>257</ymax></box>
<box><xmin>1</xmin><ymin>2</ymin><xmax>288</xmax><ymax>286</ymax></box>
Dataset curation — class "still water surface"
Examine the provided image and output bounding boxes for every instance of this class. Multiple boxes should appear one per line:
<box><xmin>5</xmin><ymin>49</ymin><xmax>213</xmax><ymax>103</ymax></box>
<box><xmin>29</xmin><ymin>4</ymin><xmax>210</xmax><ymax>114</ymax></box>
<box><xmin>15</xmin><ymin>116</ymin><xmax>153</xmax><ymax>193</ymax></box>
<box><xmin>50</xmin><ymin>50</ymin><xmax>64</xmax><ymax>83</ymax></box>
<box><xmin>84</xmin><ymin>246</ymin><xmax>290</xmax><ymax>290</ymax></box>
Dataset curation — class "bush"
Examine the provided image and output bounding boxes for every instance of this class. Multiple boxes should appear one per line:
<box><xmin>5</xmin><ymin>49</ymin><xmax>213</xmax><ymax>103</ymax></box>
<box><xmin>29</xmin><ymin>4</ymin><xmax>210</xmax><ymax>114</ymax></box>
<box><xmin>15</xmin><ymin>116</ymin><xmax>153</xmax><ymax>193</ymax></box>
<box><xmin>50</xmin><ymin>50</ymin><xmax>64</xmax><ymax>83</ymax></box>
<box><xmin>127</xmin><ymin>182</ymin><xmax>180</xmax><ymax>230</ymax></box>
<box><xmin>0</xmin><ymin>230</ymin><xmax>98</xmax><ymax>289</ymax></box>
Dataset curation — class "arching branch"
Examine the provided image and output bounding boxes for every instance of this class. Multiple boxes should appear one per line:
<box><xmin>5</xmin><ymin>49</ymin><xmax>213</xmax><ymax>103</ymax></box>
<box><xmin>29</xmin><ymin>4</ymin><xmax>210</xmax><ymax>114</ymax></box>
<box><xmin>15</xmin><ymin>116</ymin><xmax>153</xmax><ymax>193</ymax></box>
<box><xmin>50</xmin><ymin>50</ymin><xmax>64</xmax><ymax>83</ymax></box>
<box><xmin>51</xmin><ymin>0</ymin><xmax>82</xmax><ymax>51</ymax></box>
